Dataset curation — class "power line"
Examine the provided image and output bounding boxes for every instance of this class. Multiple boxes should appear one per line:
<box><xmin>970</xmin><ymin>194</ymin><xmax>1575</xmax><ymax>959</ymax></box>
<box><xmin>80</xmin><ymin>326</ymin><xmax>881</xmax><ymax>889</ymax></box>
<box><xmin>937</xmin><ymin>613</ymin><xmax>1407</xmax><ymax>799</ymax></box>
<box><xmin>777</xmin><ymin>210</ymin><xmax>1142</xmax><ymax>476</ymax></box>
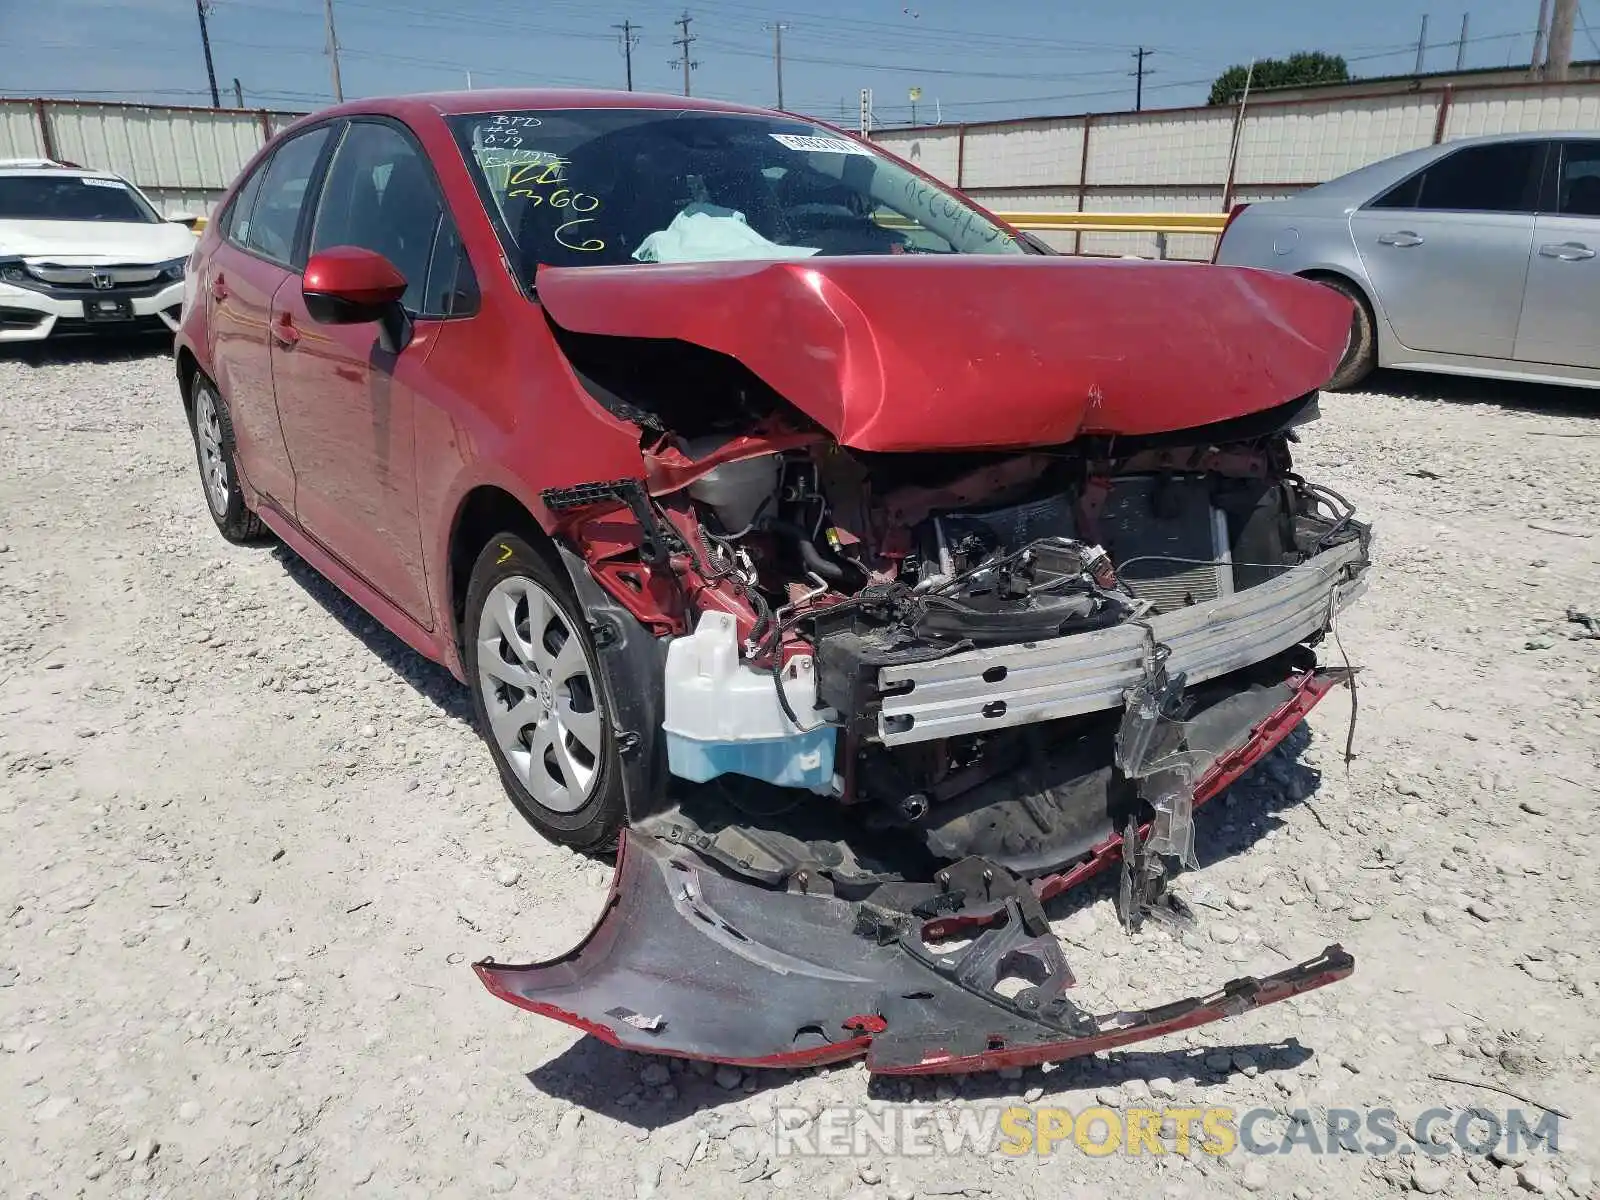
<box><xmin>693</xmin><ymin>36</ymin><xmax>1136</xmax><ymax>81</ymax></box>
<box><xmin>612</xmin><ymin>19</ymin><xmax>640</xmax><ymax>91</ymax></box>
<box><xmin>1582</xmin><ymin>2</ymin><xmax>1600</xmax><ymax>55</ymax></box>
<box><xmin>671</xmin><ymin>10</ymin><xmax>698</xmax><ymax>98</ymax></box>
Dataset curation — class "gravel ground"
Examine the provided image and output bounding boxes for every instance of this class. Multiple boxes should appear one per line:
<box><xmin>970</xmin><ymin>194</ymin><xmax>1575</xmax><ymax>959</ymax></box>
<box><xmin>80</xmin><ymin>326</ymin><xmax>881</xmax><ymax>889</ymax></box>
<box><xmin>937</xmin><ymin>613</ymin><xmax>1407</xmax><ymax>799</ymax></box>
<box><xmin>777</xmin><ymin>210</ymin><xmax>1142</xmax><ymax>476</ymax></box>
<box><xmin>1</xmin><ymin>342</ymin><xmax>1598</xmax><ymax>1200</ymax></box>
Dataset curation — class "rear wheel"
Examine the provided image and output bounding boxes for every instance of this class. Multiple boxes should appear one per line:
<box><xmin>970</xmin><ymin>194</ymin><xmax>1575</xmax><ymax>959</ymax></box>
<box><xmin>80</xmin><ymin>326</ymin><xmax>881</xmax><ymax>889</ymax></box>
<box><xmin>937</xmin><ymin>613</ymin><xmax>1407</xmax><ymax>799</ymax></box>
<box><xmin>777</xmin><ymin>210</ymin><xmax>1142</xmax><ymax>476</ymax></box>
<box><xmin>190</xmin><ymin>376</ymin><xmax>268</xmax><ymax>543</ymax></box>
<box><xmin>1314</xmin><ymin>276</ymin><xmax>1377</xmax><ymax>392</ymax></box>
<box><xmin>464</xmin><ymin>534</ymin><xmax>624</xmax><ymax>850</ymax></box>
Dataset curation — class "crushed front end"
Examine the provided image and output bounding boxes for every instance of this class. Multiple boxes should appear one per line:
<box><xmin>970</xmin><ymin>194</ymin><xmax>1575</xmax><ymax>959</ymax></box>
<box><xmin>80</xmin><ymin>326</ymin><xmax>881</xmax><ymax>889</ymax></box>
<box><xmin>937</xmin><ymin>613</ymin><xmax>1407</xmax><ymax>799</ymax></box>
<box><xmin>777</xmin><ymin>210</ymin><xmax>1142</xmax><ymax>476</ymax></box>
<box><xmin>476</xmin><ymin>258</ymin><xmax>1372</xmax><ymax>1073</ymax></box>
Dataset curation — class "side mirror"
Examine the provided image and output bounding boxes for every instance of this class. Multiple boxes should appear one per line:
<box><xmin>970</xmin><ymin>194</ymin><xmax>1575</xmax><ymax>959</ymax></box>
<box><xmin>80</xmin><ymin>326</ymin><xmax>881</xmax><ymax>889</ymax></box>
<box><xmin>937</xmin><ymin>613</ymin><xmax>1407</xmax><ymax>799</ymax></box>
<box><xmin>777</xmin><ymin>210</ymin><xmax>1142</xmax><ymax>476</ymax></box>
<box><xmin>168</xmin><ymin>212</ymin><xmax>202</xmax><ymax>231</ymax></box>
<box><xmin>302</xmin><ymin>246</ymin><xmax>412</xmax><ymax>353</ymax></box>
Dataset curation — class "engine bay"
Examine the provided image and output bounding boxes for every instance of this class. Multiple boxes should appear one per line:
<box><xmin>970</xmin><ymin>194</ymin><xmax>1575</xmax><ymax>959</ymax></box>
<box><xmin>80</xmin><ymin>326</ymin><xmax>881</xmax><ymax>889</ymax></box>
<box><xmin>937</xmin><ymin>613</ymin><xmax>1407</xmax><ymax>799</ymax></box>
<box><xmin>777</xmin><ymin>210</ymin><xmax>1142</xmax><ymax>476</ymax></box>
<box><xmin>542</xmin><ymin>392</ymin><xmax>1370</xmax><ymax>900</ymax></box>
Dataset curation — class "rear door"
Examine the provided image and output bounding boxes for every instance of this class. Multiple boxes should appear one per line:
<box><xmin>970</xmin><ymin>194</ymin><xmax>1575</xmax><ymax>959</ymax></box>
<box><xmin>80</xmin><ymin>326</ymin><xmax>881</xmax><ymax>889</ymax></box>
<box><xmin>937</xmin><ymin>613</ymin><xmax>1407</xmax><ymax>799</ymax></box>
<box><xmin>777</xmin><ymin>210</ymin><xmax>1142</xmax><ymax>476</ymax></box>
<box><xmin>1348</xmin><ymin>140</ymin><xmax>1544</xmax><ymax>359</ymax></box>
<box><xmin>203</xmin><ymin>125</ymin><xmax>333</xmax><ymax>509</ymax></box>
<box><xmin>1515</xmin><ymin>139</ymin><xmax>1600</xmax><ymax>370</ymax></box>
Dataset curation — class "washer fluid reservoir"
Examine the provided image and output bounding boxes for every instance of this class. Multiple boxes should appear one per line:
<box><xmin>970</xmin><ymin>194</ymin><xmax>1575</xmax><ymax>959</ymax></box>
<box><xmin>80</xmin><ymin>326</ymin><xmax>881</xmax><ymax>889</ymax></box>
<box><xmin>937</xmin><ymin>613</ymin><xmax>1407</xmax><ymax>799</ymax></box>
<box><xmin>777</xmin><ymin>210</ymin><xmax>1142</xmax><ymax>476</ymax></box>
<box><xmin>663</xmin><ymin>611</ymin><xmax>837</xmax><ymax>792</ymax></box>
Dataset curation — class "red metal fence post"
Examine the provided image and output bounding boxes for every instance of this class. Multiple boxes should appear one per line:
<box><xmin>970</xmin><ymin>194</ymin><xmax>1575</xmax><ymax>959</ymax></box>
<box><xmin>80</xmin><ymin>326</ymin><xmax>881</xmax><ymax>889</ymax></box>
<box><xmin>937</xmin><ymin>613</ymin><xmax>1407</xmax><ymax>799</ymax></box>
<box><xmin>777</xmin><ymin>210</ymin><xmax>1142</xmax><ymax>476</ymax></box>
<box><xmin>32</xmin><ymin>98</ymin><xmax>58</xmax><ymax>161</ymax></box>
<box><xmin>1432</xmin><ymin>85</ymin><xmax>1454</xmax><ymax>143</ymax></box>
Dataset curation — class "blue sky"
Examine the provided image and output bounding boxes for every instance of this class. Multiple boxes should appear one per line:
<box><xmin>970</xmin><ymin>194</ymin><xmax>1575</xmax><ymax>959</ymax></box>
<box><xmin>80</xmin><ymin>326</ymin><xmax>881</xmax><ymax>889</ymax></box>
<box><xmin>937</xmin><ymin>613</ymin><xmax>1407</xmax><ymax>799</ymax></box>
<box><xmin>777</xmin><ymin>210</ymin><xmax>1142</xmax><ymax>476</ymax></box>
<box><xmin>0</xmin><ymin>0</ymin><xmax>1568</xmax><ymax>124</ymax></box>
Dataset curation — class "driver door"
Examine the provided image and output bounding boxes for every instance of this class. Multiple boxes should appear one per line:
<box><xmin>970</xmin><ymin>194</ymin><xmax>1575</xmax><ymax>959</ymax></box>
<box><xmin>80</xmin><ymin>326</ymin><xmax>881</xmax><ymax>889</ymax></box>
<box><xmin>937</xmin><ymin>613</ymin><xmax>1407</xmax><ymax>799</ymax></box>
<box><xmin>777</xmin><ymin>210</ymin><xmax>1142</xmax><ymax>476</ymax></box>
<box><xmin>270</xmin><ymin>118</ymin><xmax>471</xmax><ymax>630</ymax></box>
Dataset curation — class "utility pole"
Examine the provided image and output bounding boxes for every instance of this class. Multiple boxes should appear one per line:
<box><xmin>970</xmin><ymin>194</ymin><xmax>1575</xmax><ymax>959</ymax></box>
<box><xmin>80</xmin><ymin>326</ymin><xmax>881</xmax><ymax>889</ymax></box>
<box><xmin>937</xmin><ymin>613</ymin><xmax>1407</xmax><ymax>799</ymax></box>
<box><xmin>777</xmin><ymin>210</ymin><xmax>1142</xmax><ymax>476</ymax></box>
<box><xmin>1131</xmin><ymin>46</ymin><xmax>1152</xmax><ymax>111</ymax></box>
<box><xmin>671</xmin><ymin>11</ymin><xmax>698</xmax><ymax>98</ymax></box>
<box><xmin>859</xmin><ymin>87</ymin><xmax>872</xmax><ymax>136</ymax></box>
<box><xmin>195</xmin><ymin>0</ymin><xmax>221</xmax><ymax>108</ymax></box>
<box><xmin>324</xmin><ymin>0</ymin><xmax>344</xmax><ymax>103</ymax></box>
<box><xmin>1547</xmin><ymin>0</ymin><xmax>1578</xmax><ymax>79</ymax></box>
<box><xmin>612</xmin><ymin>20</ymin><xmax>640</xmax><ymax>91</ymax></box>
<box><xmin>232</xmin><ymin>76</ymin><xmax>244</xmax><ymax>107</ymax></box>
<box><xmin>1532</xmin><ymin>0</ymin><xmax>1552</xmax><ymax>70</ymax></box>
<box><xmin>1456</xmin><ymin>12</ymin><xmax>1470</xmax><ymax>69</ymax></box>
<box><xmin>766</xmin><ymin>22</ymin><xmax>788</xmax><ymax>110</ymax></box>
<box><xmin>1414</xmin><ymin>14</ymin><xmax>1429</xmax><ymax>73</ymax></box>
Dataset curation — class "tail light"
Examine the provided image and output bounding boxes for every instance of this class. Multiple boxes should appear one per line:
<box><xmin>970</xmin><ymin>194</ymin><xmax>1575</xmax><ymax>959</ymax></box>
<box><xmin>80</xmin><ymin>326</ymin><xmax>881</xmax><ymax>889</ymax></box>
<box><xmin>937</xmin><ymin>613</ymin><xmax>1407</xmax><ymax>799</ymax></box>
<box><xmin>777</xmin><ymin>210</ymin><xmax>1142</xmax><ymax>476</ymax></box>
<box><xmin>1212</xmin><ymin>203</ymin><xmax>1250</xmax><ymax>263</ymax></box>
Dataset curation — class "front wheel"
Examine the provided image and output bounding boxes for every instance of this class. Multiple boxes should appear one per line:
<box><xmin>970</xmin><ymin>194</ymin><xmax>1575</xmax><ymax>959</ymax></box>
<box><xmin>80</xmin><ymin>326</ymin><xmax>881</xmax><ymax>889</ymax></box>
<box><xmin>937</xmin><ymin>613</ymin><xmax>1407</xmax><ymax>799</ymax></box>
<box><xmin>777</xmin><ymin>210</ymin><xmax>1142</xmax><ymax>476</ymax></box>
<box><xmin>463</xmin><ymin>534</ymin><xmax>624</xmax><ymax>850</ymax></box>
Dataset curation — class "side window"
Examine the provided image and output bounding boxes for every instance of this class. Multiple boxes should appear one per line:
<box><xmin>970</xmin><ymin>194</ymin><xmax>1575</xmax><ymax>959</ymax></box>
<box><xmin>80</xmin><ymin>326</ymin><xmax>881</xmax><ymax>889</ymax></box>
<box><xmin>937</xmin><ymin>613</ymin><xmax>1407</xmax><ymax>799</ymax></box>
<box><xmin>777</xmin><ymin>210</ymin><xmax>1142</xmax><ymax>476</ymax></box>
<box><xmin>223</xmin><ymin>158</ymin><xmax>268</xmax><ymax>247</ymax></box>
<box><xmin>419</xmin><ymin>216</ymin><xmax>480</xmax><ymax>318</ymax></box>
<box><xmin>311</xmin><ymin>120</ymin><xmax>447</xmax><ymax>314</ymax></box>
<box><xmin>1557</xmin><ymin>141</ymin><xmax>1600</xmax><ymax>217</ymax></box>
<box><xmin>243</xmin><ymin>126</ymin><xmax>332</xmax><ymax>266</ymax></box>
<box><xmin>1371</xmin><ymin>142</ymin><xmax>1544</xmax><ymax>214</ymax></box>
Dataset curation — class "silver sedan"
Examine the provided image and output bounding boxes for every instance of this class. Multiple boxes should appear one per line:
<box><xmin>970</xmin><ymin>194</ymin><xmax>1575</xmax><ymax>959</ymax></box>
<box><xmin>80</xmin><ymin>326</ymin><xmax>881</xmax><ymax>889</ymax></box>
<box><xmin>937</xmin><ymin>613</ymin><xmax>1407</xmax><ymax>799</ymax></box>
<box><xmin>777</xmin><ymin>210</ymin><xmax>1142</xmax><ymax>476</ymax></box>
<box><xmin>1214</xmin><ymin>132</ymin><xmax>1600</xmax><ymax>391</ymax></box>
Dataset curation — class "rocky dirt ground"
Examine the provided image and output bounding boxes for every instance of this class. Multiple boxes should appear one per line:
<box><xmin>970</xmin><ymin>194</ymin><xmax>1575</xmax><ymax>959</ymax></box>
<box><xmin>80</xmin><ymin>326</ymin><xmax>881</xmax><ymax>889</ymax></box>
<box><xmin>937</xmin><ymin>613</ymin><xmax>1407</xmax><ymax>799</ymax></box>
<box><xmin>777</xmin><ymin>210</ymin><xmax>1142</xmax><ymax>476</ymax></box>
<box><xmin>1</xmin><ymin>342</ymin><xmax>1598</xmax><ymax>1200</ymax></box>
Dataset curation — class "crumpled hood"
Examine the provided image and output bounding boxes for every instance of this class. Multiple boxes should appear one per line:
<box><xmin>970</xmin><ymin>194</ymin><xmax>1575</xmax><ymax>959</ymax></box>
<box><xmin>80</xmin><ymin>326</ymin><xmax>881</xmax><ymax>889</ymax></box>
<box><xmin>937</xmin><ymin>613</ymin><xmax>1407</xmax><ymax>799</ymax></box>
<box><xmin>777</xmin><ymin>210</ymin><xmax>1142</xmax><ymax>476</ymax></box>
<box><xmin>0</xmin><ymin>219</ymin><xmax>195</xmax><ymax>264</ymax></box>
<box><xmin>537</xmin><ymin>255</ymin><xmax>1352</xmax><ymax>452</ymax></box>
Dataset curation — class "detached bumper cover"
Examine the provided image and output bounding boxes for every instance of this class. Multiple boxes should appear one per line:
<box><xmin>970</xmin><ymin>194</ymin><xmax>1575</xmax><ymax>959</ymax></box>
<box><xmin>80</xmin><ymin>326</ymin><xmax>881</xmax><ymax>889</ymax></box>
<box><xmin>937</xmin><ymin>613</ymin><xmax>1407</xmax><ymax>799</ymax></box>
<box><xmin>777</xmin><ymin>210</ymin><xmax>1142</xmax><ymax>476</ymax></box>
<box><xmin>478</xmin><ymin>654</ymin><xmax>1355</xmax><ymax>1074</ymax></box>
<box><xmin>477</xmin><ymin>829</ymin><xmax>1352</xmax><ymax>1073</ymax></box>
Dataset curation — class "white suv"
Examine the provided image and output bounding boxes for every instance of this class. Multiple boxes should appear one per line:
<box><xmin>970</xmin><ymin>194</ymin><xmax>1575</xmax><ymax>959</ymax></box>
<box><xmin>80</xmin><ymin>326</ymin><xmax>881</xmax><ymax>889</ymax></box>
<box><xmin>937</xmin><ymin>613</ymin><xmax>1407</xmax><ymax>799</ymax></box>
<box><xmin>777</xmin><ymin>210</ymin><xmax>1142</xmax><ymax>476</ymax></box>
<box><xmin>0</xmin><ymin>159</ymin><xmax>198</xmax><ymax>343</ymax></box>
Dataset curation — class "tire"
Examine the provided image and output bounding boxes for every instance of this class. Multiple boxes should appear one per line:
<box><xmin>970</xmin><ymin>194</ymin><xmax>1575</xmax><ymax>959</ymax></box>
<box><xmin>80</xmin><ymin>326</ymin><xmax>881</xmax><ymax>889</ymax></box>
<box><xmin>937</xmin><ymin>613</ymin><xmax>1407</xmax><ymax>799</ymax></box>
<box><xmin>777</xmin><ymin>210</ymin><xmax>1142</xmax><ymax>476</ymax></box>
<box><xmin>1315</xmin><ymin>276</ymin><xmax>1378</xmax><ymax>392</ymax></box>
<box><xmin>463</xmin><ymin>533</ymin><xmax>624</xmax><ymax>850</ymax></box>
<box><xmin>189</xmin><ymin>375</ymin><xmax>268</xmax><ymax>544</ymax></box>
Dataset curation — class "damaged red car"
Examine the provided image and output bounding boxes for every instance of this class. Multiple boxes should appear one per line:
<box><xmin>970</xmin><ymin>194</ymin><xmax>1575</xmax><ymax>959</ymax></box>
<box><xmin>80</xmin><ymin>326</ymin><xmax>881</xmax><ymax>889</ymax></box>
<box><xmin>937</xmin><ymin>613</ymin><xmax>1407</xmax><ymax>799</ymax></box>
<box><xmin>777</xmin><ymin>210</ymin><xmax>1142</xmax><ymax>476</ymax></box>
<box><xmin>176</xmin><ymin>90</ymin><xmax>1370</xmax><ymax>1074</ymax></box>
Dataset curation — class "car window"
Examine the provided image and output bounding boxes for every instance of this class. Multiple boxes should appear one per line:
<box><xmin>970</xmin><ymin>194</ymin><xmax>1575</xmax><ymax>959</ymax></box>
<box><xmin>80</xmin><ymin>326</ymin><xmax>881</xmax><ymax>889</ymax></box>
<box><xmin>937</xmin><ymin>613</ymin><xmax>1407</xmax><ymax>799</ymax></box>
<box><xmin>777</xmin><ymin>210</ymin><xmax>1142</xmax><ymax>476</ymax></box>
<box><xmin>223</xmin><ymin>158</ymin><xmax>269</xmax><ymax>247</ymax></box>
<box><xmin>1370</xmin><ymin>142</ymin><xmax>1543</xmax><ymax>214</ymax></box>
<box><xmin>419</xmin><ymin>214</ymin><xmax>480</xmax><ymax>318</ymax></box>
<box><xmin>311</xmin><ymin>120</ymin><xmax>450</xmax><ymax>314</ymax></box>
<box><xmin>1557</xmin><ymin>140</ymin><xmax>1600</xmax><ymax>217</ymax></box>
<box><xmin>447</xmin><ymin>108</ymin><xmax>1024</xmax><ymax>276</ymax></box>
<box><xmin>0</xmin><ymin>174</ymin><xmax>160</xmax><ymax>223</ymax></box>
<box><xmin>243</xmin><ymin>126</ymin><xmax>332</xmax><ymax>266</ymax></box>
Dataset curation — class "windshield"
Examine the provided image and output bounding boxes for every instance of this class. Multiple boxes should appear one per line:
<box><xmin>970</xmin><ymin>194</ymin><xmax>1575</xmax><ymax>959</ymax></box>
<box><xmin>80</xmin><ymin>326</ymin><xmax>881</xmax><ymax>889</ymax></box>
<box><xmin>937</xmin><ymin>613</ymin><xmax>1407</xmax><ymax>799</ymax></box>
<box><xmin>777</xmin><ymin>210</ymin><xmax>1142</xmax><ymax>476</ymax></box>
<box><xmin>0</xmin><ymin>174</ymin><xmax>160</xmax><ymax>223</ymax></box>
<box><xmin>449</xmin><ymin>108</ymin><xmax>1024</xmax><ymax>275</ymax></box>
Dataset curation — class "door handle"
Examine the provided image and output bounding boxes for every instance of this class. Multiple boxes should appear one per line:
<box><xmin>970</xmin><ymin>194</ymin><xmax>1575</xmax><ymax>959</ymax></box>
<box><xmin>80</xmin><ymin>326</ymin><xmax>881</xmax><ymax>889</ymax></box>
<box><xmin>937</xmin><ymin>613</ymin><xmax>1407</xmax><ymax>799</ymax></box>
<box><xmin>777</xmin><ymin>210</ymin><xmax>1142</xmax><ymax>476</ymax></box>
<box><xmin>1376</xmin><ymin>231</ymin><xmax>1425</xmax><ymax>247</ymax></box>
<box><xmin>1539</xmin><ymin>241</ymin><xmax>1596</xmax><ymax>261</ymax></box>
<box><xmin>210</xmin><ymin>272</ymin><xmax>228</xmax><ymax>301</ymax></box>
<box><xmin>271</xmin><ymin>314</ymin><xmax>301</xmax><ymax>348</ymax></box>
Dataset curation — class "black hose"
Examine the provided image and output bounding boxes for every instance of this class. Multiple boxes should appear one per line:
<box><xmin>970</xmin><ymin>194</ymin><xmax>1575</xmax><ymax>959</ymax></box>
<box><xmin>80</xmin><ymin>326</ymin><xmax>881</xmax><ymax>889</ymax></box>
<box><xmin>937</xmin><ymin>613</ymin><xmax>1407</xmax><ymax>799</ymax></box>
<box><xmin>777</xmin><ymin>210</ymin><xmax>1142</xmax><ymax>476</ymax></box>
<box><xmin>772</xmin><ymin>657</ymin><xmax>803</xmax><ymax>729</ymax></box>
<box><xmin>696</xmin><ymin>525</ymin><xmax>737</xmax><ymax>581</ymax></box>
<box><xmin>767</xmin><ymin>519</ymin><xmax>847</xmax><ymax>583</ymax></box>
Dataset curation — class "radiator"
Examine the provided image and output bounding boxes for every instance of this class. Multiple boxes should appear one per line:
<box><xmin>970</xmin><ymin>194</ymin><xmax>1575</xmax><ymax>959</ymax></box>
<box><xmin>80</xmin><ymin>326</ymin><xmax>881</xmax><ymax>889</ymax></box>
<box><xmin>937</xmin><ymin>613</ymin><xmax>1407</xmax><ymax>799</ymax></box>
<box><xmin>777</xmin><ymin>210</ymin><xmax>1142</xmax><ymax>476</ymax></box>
<box><xmin>1098</xmin><ymin>476</ymin><xmax>1232</xmax><ymax>613</ymax></box>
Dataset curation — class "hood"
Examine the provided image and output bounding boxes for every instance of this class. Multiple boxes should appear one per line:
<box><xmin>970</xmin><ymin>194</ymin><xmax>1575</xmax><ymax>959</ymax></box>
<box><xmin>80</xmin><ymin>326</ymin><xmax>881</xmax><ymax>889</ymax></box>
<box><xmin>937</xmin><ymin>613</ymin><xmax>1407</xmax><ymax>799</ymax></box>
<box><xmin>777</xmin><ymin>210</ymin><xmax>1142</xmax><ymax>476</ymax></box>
<box><xmin>537</xmin><ymin>256</ymin><xmax>1352</xmax><ymax>452</ymax></box>
<box><xmin>0</xmin><ymin>219</ymin><xmax>196</xmax><ymax>264</ymax></box>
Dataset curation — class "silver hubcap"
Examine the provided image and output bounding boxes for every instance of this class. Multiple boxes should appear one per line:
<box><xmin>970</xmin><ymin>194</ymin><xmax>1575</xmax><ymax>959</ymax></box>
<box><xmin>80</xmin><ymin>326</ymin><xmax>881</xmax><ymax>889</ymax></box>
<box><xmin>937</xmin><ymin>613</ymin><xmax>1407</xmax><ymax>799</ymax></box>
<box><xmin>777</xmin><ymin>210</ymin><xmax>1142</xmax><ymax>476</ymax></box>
<box><xmin>476</xmin><ymin>576</ymin><xmax>603</xmax><ymax>814</ymax></box>
<box><xmin>195</xmin><ymin>386</ymin><xmax>230</xmax><ymax>517</ymax></box>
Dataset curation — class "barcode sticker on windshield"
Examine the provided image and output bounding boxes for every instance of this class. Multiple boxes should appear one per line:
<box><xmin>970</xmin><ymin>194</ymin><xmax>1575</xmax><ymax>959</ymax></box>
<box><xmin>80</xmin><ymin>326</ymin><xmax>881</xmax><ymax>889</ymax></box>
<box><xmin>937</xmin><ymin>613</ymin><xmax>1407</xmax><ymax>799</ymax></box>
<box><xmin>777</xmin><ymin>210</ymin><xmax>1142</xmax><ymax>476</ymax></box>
<box><xmin>81</xmin><ymin>178</ymin><xmax>127</xmax><ymax>189</ymax></box>
<box><xmin>769</xmin><ymin>133</ymin><xmax>874</xmax><ymax>157</ymax></box>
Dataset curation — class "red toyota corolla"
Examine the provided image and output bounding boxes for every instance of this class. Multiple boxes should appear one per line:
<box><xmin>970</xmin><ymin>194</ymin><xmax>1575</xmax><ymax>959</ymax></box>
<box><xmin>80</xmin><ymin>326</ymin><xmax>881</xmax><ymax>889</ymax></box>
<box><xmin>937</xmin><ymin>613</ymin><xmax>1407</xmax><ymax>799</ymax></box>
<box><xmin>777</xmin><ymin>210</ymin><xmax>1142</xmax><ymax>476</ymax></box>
<box><xmin>177</xmin><ymin>89</ymin><xmax>1370</xmax><ymax>1072</ymax></box>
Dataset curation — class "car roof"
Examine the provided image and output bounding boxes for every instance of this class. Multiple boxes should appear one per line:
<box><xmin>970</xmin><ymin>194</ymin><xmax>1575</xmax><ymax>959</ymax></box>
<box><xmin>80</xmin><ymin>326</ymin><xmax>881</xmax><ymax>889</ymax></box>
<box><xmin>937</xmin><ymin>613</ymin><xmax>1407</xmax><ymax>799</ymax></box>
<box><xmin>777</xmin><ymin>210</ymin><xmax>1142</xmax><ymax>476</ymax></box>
<box><xmin>1274</xmin><ymin>130</ymin><xmax>1597</xmax><ymax>210</ymax></box>
<box><xmin>0</xmin><ymin>159</ymin><xmax>125</xmax><ymax>182</ymax></box>
<box><xmin>314</xmin><ymin>87</ymin><xmax>780</xmax><ymax>121</ymax></box>
<box><xmin>268</xmin><ymin>88</ymin><xmax>790</xmax><ymax>143</ymax></box>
